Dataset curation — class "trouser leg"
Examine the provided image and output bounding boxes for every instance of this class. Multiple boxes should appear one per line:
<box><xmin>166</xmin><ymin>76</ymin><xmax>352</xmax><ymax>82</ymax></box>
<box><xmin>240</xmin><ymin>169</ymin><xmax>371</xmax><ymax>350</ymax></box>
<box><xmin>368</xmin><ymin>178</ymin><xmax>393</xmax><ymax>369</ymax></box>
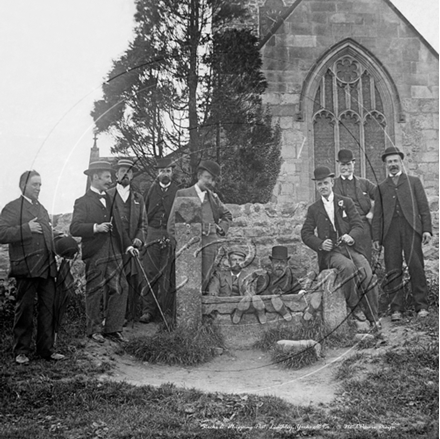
<box><xmin>85</xmin><ymin>260</ymin><xmax>105</xmax><ymax>336</ymax></box>
<box><xmin>201</xmin><ymin>234</ymin><xmax>219</xmax><ymax>294</ymax></box>
<box><xmin>103</xmin><ymin>260</ymin><xmax>128</xmax><ymax>334</ymax></box>
<box><xmin>383</xmin><ymin>218</ymin><xmax>405</xmax><ymax>313</ymax></box>
<box><xmin>35</xmin><ymin>277</ymin><xmax>55</xmax><ymax>357</ymax></box>
<box><xmin>326</xmin><ymin>249</ymin><xmax>359</xmax><ymax>310</ymax></box>
<box><xmin>142</xmin><ymin>241</ymin><xmax>163</xmax><ymax>317</ymax></box>
<box><xmin>401</xmin><ymin>222</ymin><xmax>428</xmax><ymax>312</ymax></box>
<box><xmin>13</xmin><ymin>278</ymin><xmax>37</xmax><ymax>356</ymax></box>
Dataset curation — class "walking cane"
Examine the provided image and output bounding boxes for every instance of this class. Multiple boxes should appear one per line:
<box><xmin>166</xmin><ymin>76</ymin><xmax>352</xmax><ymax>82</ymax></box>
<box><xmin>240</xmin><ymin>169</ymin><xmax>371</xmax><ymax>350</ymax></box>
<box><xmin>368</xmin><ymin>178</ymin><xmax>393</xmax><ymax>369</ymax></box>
<box><xmin>134</xmin><ymin>254</ymin><xmax>171</xmax><ymax>332</ymax></box>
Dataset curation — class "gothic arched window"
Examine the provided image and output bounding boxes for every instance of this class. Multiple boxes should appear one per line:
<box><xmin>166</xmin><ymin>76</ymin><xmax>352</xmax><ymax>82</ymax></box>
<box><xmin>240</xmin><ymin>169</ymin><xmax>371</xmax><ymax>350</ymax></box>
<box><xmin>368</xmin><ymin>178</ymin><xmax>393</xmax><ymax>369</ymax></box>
<box><xmin>312</xmin><ymin>54</ymin><xmax>389</xmax><ymax>182</ymax></box>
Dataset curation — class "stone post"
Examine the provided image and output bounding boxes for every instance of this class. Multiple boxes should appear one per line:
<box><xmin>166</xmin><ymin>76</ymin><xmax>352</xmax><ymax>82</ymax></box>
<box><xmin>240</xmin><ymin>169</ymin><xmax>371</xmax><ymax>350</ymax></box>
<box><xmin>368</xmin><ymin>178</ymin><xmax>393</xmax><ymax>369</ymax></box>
<box><xmin>320</xmin><ymin>269</ymin><xmax>349</xmax><ymax>335</ymax></box>
<box><xmin>173</xmin><ymin>197</ymin><xmax>203</xmax><ymax>328</ymax></box>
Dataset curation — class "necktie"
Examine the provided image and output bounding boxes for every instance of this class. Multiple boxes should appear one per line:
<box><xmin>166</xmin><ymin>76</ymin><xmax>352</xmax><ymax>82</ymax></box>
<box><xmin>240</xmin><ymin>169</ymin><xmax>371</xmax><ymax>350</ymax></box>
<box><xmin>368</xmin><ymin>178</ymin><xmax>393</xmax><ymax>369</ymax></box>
<box><xmin>392</xmin><ymin>176</ymin><xmax>399</xmax><ymax>185</ymax></box>
<box><xmin>231</xmin><ymin>274</ymin><xmax>239</xmax><ymax>294</ymax></box>
<box><xmin>97</xmin><ymin>193</ymin><xmax>106</xmax><ymax>206</ymax></box>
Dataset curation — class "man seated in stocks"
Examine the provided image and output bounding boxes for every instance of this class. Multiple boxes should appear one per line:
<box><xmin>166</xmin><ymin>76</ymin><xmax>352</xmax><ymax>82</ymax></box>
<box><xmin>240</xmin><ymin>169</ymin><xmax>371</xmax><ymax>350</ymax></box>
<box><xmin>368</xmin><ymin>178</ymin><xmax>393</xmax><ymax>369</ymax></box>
<box><xmin>232</xmin><ymin>246</ymin><xmax>304</xmax><ymax>324</ymax></box>
<box><xmin>301</xmin><ymin>166</ymin><xmax>380</xmax><ymax>331</ymax></box>
<box><xmin>208</xmin><ymin>249</ymin><xmax>248</xmax><ymax>297</ymax></box>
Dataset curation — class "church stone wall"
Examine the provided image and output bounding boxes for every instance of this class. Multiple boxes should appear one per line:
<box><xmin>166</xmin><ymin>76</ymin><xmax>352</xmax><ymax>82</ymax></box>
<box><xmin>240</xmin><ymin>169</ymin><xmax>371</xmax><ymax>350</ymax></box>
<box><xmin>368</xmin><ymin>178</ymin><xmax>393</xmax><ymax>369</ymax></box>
<box><xmin>244</xmin><ymin>0</ymin><xmax>439</xmax><ymax>204</ymax></box>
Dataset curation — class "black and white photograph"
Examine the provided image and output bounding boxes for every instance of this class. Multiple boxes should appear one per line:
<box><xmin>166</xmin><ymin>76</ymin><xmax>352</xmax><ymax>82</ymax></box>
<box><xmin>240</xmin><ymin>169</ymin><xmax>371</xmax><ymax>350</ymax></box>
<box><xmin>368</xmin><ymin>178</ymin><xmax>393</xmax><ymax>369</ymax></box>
<box><xmin>0</xmin><ymin>0</ymin><xmax>438</xmax><ymax>437</ymax></box>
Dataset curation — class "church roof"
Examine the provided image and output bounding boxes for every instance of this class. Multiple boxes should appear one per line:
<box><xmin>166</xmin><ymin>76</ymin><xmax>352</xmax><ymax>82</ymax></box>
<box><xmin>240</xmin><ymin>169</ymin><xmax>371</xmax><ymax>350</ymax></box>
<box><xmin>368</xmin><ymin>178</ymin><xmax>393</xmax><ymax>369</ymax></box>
<box><xmin>259</xmin><ymin>0</ymin><xmax>438</xmax><ymax>58</ymax></box>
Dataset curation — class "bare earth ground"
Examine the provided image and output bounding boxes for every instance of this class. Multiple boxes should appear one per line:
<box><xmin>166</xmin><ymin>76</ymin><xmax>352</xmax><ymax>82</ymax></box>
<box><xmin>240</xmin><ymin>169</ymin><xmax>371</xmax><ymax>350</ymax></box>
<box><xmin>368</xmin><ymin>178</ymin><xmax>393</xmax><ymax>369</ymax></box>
<box><xmin>81</xmin><ymin>316</ymin><xmax>408</xmax><ymax>406</ymax></box>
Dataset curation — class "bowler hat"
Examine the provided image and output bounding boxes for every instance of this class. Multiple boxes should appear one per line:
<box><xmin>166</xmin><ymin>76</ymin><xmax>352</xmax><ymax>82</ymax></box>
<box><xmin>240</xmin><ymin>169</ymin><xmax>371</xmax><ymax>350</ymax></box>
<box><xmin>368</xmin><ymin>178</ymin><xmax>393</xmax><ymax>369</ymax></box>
<box><xmin>154</xmin><ymin>157</ymin><xmax>176</xmax><ymax>169</ymax></box>
<box><xmin>84</xmin><ymin>161</ymin><xmax>114</xmax><ymax>176</ymax></box>
<box><xmin>269</xmin><ymin>246</ymin><xmax>290</xmax><ymax>261</ymax></box>
<box><xmin>54</xmin><ymin>235</ymin><xmax>79</xmax><ymax>259</ymax></box>
<box><xmin>198</xmin><ymin>160</ymin><xmax>220</xmax><ymax>179</ymax></box>
<box><xmin>312</xmin><ymin>166</ymin><xmax>335</xmax><ymax>181</ymax></box>
<box><xmin>114</xmin><ymin>158</ymin><xmax>139</xmax><ymax>173</ymax></box>
<box><xmin>337</xmin><ymin>149</ymin><xmax>354</xmax><ymax>164</ymax></box>
<box><xmin>381</xmin><ymin>146</ymin><xmax>404</xmax><ymax>162</ymax></box>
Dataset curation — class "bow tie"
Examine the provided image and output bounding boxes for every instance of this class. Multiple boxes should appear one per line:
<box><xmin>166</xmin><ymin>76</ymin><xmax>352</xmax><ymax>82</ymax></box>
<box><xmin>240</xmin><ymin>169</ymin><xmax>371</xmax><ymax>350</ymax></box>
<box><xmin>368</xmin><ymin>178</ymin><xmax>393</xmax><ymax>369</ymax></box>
<box><xmin>96</xmin><ymin>193</ymin><xmax>106</xmax><ymax>199</ymax></box>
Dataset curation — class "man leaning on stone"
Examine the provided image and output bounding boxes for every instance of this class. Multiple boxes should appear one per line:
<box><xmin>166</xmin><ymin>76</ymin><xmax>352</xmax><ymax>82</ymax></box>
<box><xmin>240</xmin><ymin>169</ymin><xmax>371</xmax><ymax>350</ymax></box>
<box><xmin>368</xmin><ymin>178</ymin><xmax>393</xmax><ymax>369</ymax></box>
<box><xmin>0</xmin><ymin>170</ymin><xmax>65</xmax><ymax>364</ymax></box>
<box><xmin>140</xmin><ymin>157</ymin><xmax>179</xmax><ymax>324</ymax></box>
<box><xmin>168</xmin><ymin>160</ymin><xmax>232</xmax><ymax>294</ymax></box>
<box><xmin>301</xmin><ymin>166</ymin><xmax>380</xmax><ymax>331</ymax></box>
<box><xmin>333</xmin><ymin>149</ymin><xmax>376</xmax><ymax>262</ymax></box>
<box><xmin>372</xmin><ymin>146</ymin><xmax>432</xmax><ymax>322</ymax></box>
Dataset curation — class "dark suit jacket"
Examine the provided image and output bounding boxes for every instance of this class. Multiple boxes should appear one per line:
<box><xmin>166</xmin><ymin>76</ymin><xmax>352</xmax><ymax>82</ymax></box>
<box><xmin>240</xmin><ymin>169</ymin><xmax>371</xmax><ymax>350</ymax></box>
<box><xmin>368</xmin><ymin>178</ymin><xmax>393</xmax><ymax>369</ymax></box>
<box><xmin>0</xmin><ymin>197</ymin><xmax>57</xmax><ymax>278</ymax></box>
<box><xmin>143</xmin><ymin>181</ymin><xmax>179</xmax><ymax>230</ymax></box>
<box><xmin>333</xmin><ymin>176</ymin><xmax>376</xmax><ymax>217</ymax></box>
<box><xmin>70</xmin><ymin>190</ymin><xmax>130</xmax><ymax>261</ymax></box>
<box><xmin>372</xmin><ymin>173</ymin><xmax>432</xmax><ymax>244</ymax></box>
<box><xmin>107</xmin><ymin>187</ymin><xmax>148</xmax><ymax>244</ymax></box>
<box><xmin>208</xmin><ymin>270</ymin><xmax>247</xmax><ymax>296</ymax></box>
<box><xmin>301</xmin><ymin>193</ymin><xmax>365</xmax><ymax>271</ymax></box>
<box><xmin>167</xmin><ymin>185</ymin><xmax>232</xmax><ymax>236</ymax></box>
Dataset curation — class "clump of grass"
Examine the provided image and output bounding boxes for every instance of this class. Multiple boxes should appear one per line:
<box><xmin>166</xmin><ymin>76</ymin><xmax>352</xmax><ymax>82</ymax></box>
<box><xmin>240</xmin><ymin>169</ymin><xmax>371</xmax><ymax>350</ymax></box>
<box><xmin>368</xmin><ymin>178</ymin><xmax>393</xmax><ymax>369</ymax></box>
<box><xmin>254</xmin><ymin>315</ymin><xmax>326</xmax><ymax>369</ymax></box>
<box><xmin>272</xmin><ymin>343</ymin><xmax>319</xmax><ymax>369</ymax></box>
<box><xmin>255</xmin><ymin>313</ymin><xmax>352</xmax><ymax>353</ymax></box>
<box><xmin>125</xmin><ymin>320</ymin><xmax>225</xmax><ymax>366</ymax></box>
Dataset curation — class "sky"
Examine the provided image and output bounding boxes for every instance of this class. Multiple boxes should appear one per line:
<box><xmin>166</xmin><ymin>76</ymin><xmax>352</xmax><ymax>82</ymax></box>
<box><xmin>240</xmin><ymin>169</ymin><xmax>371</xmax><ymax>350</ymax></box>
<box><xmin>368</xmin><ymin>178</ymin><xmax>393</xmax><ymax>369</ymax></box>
<box><xmin>0</xmin><ymin>0</ymin><xmax>438</xmax><ymax>215</ymax></box>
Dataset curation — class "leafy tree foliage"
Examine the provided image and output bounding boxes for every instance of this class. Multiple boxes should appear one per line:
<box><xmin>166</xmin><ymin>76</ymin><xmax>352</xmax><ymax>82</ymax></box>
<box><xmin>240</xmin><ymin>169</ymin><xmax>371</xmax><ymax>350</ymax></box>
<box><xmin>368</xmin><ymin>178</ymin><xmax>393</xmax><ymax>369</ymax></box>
<box><xmin>91</xmin><ymin>0</ymin><xmax>282</xmax><ymax>203</ymax></box>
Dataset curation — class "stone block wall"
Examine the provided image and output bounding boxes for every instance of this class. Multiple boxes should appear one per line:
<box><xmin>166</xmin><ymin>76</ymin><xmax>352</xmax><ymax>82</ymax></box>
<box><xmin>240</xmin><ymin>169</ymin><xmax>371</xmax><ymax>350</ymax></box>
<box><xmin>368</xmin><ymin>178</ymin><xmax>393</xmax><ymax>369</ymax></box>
<box><xmin>243</xmin><ymin>0</ymin><xmax>439</xmax><ymax>204</ymax></box>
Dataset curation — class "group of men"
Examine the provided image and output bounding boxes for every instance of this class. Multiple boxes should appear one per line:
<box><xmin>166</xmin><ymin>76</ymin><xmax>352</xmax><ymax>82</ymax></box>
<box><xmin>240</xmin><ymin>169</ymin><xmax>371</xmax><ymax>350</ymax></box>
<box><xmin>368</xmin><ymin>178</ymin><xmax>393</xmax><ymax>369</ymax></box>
<box><xmin>0</xmin><ymin>144</ymin><xmax>433</xmax><ymax>365</ymax></box>
<box><xmin>208</xmin><ymin>146</ymin><xmax>432</xmax><ymax>330</ymax></box>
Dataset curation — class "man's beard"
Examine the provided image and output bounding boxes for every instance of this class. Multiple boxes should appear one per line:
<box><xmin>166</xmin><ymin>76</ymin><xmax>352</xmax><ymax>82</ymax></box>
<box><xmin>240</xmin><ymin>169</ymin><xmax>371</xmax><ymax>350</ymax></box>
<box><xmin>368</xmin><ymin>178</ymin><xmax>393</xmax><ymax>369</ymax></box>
<box><xmin>118</xmin><ymin>177</ymin><xmax>130</xmax><ymax>187</ymax></box>
<box><xmin>159</xmin><ymin>176</ymin><xmax>171</xmax><ymax>185</ymax></box>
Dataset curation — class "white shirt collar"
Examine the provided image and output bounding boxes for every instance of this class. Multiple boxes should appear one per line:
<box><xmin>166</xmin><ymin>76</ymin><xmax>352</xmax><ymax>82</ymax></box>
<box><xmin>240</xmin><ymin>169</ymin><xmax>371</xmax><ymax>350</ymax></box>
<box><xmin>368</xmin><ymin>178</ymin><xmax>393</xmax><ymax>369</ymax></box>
<box><xmin>321</xmin><ymin>191</ymin><xmax>334</xmax><ymax>205</ymax></box>
<box><xmin>159</xmin><ymin>182</ymin><xmax>171</xmax><ymax>189</ymax></box>
<box><xmin>389</xmin><ymin>171</ymin><xmax>402</xmax><ymax>178</ymax></box>
<box><xmin>90</xmin><ymin>186</ymin><xmax>106</xmax><ymax>196</ymax></box>
<box><xmin>341</xmin><ymin>174</ymin><xmax>353</xmax><ymax>180</ymax></box>
<box><xmin>194</xmin><ymin>183</ymin><xmax>206</xmax><ymax>202</ymax></box>
<box><xmin>22</xmin><ymin>194</ymin><xmax>34</xmax><ymax>204</ymax></box>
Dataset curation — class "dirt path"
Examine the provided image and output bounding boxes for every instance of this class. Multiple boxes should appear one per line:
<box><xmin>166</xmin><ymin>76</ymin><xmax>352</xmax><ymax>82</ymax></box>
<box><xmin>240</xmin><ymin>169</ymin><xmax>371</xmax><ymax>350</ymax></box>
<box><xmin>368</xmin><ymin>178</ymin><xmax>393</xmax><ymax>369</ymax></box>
<box><xmin>108</xmin><ymin>346</ymin><xmax>353</xmax><ymax>406</ymax></box>
<box><xmin>82</xmin><ymin>316</ymin><xmax>422</xmax><ymax>406</ymax></box>
<box><xmin>85</xmin><ymin>320</ymin><xmax>380</xmax><ymax>406</ymax></box>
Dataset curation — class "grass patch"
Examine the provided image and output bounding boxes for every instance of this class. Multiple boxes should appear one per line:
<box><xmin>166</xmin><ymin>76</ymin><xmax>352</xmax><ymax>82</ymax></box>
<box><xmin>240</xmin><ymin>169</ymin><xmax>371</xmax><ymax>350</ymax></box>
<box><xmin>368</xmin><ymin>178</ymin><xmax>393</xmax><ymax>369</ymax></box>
<box><xmin>331</xmin><ymin>309</ymin><xmax>439</xmax><ymax>437</ymax></box>
<box><xmin>124</xmin><ymin>320</ymin><xmax>225</xmax><ymax>366</ymax></box>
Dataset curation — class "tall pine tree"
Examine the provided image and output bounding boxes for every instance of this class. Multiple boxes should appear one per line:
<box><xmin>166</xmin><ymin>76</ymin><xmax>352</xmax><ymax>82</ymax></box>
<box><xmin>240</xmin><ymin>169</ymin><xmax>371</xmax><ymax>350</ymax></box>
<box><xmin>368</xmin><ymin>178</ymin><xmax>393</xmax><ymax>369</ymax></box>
<box><xmin>91</xmin><ymin>0</ymin><xmax>281</xmax><ymax>203</ymax></box>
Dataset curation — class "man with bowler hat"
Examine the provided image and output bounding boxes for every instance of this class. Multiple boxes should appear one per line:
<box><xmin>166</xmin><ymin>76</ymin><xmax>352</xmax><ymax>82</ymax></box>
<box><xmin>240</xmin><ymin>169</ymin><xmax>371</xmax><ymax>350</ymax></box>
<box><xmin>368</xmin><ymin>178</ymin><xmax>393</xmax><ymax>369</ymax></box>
<box><xmin>168</xmin><ymin>160</ymin><xmax>232</xmax><ymax>294</ymax></box>
<box><xmin>301</xmin><ymin>166</ymin><xmax>380</xmax><ymax>330</ymax></box>
<box><xmin>333</xmin><ymin>149</ymin><xmax>376</xmax><ymax>262</ymax></box>
<box><xmin>139</xmin><ymin>157</ymin><xmax>179</xmax><ymax>324</ymax></box>
<box><xmin>372</xmin><ymin>146</ymin><xmax>432</xmax><ymax>321</ymax></box>
<box><xmin>0</xmin><ymin>170</ymin><xmax>65</xmax><ymax>363</ymax></box>
<box><xmin>70</xmin><ymin>161</ymin><xmax>135</xmax><ymax>343</ymax></box>
<box><xmin>106</xmin><ymin>159</ymin><xmax>148</xmax><ymax>323</ymax></box>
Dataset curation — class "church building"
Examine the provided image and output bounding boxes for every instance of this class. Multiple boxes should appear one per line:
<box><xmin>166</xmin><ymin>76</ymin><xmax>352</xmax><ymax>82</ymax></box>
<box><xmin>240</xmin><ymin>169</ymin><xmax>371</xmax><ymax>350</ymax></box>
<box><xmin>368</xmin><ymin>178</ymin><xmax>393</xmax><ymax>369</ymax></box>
<box><xmin>250</xmin><ymin>0</ymin><xmax>438</xmax><ymax>203</ymax></box>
